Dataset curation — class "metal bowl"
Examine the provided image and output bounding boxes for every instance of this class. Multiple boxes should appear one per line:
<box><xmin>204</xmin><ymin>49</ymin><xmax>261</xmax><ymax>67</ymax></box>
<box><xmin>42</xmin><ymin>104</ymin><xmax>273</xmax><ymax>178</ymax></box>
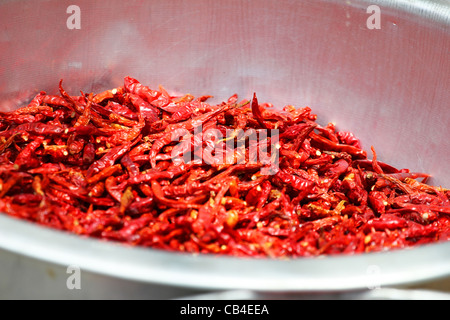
<box><xmin>0</xmin><ymin>0</ymin><xmax>449</xmax><ymax>299</ymax></box>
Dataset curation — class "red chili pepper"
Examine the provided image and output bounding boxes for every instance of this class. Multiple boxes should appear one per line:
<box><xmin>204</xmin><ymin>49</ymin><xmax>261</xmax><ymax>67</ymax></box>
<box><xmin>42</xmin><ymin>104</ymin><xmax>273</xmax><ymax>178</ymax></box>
<box><xmin>124</xmin><ymin>76</ymin><xmax>160</xmax><ymax>103</ymax></box>
<box><xmin>364</xmin><ymin>214</ymin><xmax>408</xmax><ymax>232</ymax></box>
<box><xmin>86</xmin><ymin>141</ymin><xmax>133</xmax><ymax>178</ymax></box>
<box><xmin>128</xmin><ymin>93</ymin><xmax>159</xmax><ymax>123</ymax></box>
<box><xmin>337</xmin><ymin>130</ymin><xmax>362</xmax><ymax>149</ymax></box>
<box><xmin>0</xmin><ymin>77</ymin><xmax>447</xmax><ymax>258</ymax></box>
<box><xmin>93</xmin><ymin>86</ymin><xmax>124</xmax><ymax>104</ymax></box>
<box><xmin>58</xmin><ymin>80</ymin><xmax>85</xmax><ymax>114</ymax></box>
<box><xmin>251</xmin><ymin>92</ymin><xmax>271</xmax><ymax>129</ymax></box>
<box><xmin>310</xmin><ymin>131</ymin><xmax>367</xmax><ymax>159</ymax></box>
<box><xmin>274</xmin><ymin>169</ymin><xmax>315</xmax><ymax>191</ymax></box>
<box><xmin>151</xmin><ymin>180</ymin><xmax>202</xmax><ymax>209</ymax></box>
<box><xmin>14</xmin><ymin>136</ymin><xmax>44</xmax><ymax>169</ymax></box>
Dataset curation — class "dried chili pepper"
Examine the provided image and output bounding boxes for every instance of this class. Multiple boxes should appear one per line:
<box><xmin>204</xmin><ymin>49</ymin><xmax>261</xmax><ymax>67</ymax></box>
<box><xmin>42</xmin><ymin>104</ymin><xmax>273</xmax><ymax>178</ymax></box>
<box><xmin>0</xmin><ymin>77</ymin><xmax>448</xmax><ymax>258</ymax></box>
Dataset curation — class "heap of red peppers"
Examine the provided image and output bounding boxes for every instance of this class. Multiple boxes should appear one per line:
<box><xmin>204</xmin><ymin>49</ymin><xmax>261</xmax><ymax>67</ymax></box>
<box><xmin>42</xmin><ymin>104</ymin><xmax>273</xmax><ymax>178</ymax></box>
<box><xmin>0</xmin><ymin>76</ymin><xmax>448</xmax><ymax>257</ymax></box>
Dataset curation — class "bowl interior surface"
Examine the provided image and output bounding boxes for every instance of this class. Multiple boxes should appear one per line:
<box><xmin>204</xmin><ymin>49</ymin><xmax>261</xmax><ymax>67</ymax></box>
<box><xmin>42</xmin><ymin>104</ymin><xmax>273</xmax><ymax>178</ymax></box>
<box><xmin>0</xmin><ymin>0</ymin><xmax>449</xmax><ymax>292</ymax></box>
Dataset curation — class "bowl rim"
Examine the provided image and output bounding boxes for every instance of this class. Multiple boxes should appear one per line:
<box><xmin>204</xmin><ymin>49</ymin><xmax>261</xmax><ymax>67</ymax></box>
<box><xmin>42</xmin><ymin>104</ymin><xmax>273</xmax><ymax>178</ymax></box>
<box><xmin>346</xmin><ymin>0</ymin><xmax>450</xmax><ymax>25</ymax></box>
<box><xmin>0</xmin><ymin>0</ymin><xmax>449</xmax><ymax>292</ymax></box>
<box><xmin>0</xmin><ymin>214</ymin><xmax>448</xmax><ymax>292</ymax></box>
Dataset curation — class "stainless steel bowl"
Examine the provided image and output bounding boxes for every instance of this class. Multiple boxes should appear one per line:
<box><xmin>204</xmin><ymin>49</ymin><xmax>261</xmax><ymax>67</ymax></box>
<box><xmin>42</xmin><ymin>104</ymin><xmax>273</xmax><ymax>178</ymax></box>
<box><xmin>0</xmin><ymin>0</ymin><xmax>449</xmax><ymax>299</ymax></box>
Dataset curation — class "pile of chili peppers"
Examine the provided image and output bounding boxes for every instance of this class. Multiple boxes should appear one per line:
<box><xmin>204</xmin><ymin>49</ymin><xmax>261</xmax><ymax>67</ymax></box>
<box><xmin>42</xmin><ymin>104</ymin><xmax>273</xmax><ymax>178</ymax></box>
<box><xmin>0</xmin><ymin>76</ymin><xmax>448</xmax><ymax>257</ymax></box>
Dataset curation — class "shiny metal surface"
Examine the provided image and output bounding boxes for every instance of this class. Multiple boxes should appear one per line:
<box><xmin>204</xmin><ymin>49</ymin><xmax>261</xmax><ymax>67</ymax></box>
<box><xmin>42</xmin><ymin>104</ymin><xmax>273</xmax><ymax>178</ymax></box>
<box><xmin>0</xmin><ymin>214</ymin><xmax>449</xmax><ymax>296</ymax></box>
<box><xmin>177</xmin><ymin>288</ymin><xmax>450</xmax><ymax>300</ymax></box>
<box><xmin>0</xmin><ymin>0</ymin><xmax>449</xmax><ymax>298</ymax></box>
